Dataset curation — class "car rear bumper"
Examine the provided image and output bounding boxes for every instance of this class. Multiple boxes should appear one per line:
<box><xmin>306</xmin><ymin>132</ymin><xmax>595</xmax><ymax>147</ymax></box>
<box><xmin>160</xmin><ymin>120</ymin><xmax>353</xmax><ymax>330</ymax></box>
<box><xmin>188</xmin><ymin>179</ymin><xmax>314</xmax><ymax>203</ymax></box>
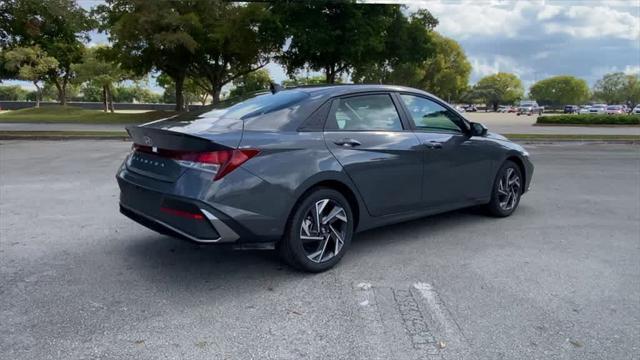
<box><xmin>523</xmin><ymin>156</ymin><xmax>534</xmax><ymax>193</ymax></box>
<box><xmin>117</xmin><ymin>175</ymin><xmax>240</xmax><ymax>244</ymax></box>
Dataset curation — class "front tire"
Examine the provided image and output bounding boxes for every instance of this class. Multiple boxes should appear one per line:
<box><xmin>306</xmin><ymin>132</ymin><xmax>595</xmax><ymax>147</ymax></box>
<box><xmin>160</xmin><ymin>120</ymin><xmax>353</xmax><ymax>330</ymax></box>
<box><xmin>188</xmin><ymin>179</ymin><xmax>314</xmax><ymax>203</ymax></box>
<box><xmin>278</xmin><ymin>188</ymin><xmax>353</xmax><ymax>272</ymax></box>
<box><xmin>486</xmin><ymin>161</ymin><xmax>523</xmax><ymax>217</ymax></box>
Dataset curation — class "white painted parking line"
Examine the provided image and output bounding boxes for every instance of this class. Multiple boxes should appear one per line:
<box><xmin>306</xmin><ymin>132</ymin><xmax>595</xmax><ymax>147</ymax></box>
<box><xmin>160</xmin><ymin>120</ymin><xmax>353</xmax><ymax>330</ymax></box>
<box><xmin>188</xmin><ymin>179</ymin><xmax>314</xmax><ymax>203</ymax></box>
<box><xmin>353</xmin><ymin>281</ymin><xmax>476</xmax><ymax>360</ymax></box>
<box><xmin>413</xmin><ymin>282</ymin><xmax>475</xmax><ymax>360</ymax></box>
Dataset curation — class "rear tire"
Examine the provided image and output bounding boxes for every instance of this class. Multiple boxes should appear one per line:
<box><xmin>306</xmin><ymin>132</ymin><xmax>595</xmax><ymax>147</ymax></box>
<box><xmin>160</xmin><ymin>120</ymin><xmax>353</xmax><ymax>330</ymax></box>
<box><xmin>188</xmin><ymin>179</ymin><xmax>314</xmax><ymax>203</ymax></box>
<box><xmin>278</xmin><ymin>188</ymin><xmax>353</xmax><ymax>272</ymax></box>
<box><xmin>485</xmin><ymin>161</ymin><xmax>523</xmax><ymax>217</ymax></box>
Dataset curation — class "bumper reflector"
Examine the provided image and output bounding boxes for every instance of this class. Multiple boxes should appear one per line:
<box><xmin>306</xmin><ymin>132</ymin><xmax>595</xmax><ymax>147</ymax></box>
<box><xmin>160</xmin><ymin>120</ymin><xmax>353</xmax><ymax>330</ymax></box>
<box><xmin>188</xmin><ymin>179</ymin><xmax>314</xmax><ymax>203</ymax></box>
<box><xmin>160</xmin><ymin>207</ymin><xmax>204</xmax><ymax>220</ymax></box>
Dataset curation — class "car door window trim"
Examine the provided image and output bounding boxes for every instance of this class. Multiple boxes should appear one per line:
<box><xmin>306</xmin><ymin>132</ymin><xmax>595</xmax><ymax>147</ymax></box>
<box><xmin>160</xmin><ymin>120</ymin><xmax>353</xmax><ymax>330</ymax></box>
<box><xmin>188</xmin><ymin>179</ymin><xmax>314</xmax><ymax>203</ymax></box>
<box><xmin>324</xmin><ymin>92</ymin><xmax>409</xmax><ymax>132</ymax></box>
<box><xmin>396</xmin><ymin>92</ymin><xmax>471</xmax><ymax>134</ymax></box>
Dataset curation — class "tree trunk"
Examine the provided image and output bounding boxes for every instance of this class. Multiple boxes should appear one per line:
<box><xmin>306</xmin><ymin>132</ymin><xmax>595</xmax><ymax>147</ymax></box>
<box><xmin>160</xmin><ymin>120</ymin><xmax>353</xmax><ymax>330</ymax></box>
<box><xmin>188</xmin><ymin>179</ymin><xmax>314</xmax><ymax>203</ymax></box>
<box><xmin>33</xmin><ymin>82</ymin><xmax>41</xmax><ymax>108</ymax></box>
<box><xmin>53</xmin><ymin>80</ymin><xmax>64</xmax><ymax>105</ymax></box>
<box><xmin>175</xmin><ymin>75</ymin><xmax>185</xmax><ymax>112</ymax></box>
<box><xmin>210</xmin><ymin>87</ymin><xmax>222</xmax><ymax>105</ymax></box>
<box><xmin>102</xmin><ymin>85</ymin><xmax>108</xmax><ymax>112</ymax></box>
<box><xmin>201</xmin><ymin>93</ymin><xmax>209</xmax><ymax>106</ymax></box>
<box><xmin>60</xmin><ymin>77</ymin><xmax>68</xmax><ymax>106</ymax></box>
<box><xmin>107</xmin><ymin>86</ymin><xmax>115</xmax><ymax>113</ymax></box>
<box><xmin>325</xmin><ymin>66</ymin><xmax>336</xmax><ymax>84</ymax></box>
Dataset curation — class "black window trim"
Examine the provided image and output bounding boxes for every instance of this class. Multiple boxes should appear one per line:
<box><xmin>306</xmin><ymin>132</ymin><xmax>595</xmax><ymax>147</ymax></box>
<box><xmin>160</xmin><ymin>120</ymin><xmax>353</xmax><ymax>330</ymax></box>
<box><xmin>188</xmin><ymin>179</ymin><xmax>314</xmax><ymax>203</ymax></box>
<box><xmin>395</xmin><ymin>91</ymin><xmax>471</xmax><ymax>135</ymax></box>
<box><xmin>323</xmin><ymin>91</ymin><xmax>412</xmax><ymax>132</ymax></box>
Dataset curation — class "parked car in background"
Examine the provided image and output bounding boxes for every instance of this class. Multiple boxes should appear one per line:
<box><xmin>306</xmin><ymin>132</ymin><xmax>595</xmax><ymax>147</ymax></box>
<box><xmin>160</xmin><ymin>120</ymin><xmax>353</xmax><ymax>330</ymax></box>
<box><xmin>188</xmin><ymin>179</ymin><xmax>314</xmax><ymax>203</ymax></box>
<box><xmin>589</xmin><ymin>104</ymin><xmax>607</xmax><ymax>114</ymax></box>
<box><xmin>564</xmin><ymin>105</ymin><xmax>580</xmax><ymax>114</ymax></box>
<box><xmin>606</xmin><ymin>105</ymin><xmax>625</xmax><ymax>115</ymax></box>
<box><xmin>632</xmin><ymin>105</ymin><xmax>640</xmax><ymax>114</ymax></box>
<box><xmin>117</xmin><ymin>85</ymin><xmax>533</xmax><ymax>272</ymax></box>
<box><xmin>464</xmin><ymin>104</ymin><xmax>478</xmax><ymax>112</ymax></box>
<box><xmin>455</xmin><ymin>105</ymin><xmax>466</xmax><ymax>113</ymax></box>
<box><xmin>517</xmin><ymin>100</ymin><xmax>544</xmax><ymax>116</ymax></box>
<box><xmin>578</xmin><ymin>105</ymin><xmax>591</xmax><ymax>114</ymax></box>
<box><xmin>498</xmin><ymin>105</ymin><xmax>509</xmax><ymax>113</ymax></box>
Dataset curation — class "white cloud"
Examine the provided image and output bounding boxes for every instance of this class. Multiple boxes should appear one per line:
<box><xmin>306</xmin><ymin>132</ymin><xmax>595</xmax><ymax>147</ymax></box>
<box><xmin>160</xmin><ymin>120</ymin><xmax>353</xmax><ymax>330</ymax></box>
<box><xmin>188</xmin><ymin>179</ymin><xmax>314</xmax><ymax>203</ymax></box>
<box><xmin>404</xmin><ymin>0</ymin><xmax>639</xmax><ymax>41</ymax></box>
<box><xmin>469</xmin><ymin>55</ymin><xmax>533</xmax><ymax>79</ymax></box>
<box><xmin>544</xmin><ymin>5</ymin><xmax>640</xmax><ymax>40</ymax></box>
<box><xmin>624</xmin><ymin>65</ymin><xmax>640</xmax><ymax>75</ymax></box>
<box><xmin>537</xmin><ymin>4</ymin><xmax>562</xmax><ymax>21</ymax></box>
<box><xmin>406</xmin><ymin>0</ymin><xmax>529</xmax><ymax>40</ymax></box>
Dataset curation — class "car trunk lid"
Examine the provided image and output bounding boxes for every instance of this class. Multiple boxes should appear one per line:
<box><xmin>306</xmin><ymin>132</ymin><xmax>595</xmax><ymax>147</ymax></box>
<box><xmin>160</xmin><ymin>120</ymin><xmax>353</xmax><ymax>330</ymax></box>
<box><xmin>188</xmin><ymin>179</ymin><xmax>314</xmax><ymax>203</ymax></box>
<box><xmin>125</xmin><ymin>116</ymin><xmax>244</xmax><ymax>182</ymax></box>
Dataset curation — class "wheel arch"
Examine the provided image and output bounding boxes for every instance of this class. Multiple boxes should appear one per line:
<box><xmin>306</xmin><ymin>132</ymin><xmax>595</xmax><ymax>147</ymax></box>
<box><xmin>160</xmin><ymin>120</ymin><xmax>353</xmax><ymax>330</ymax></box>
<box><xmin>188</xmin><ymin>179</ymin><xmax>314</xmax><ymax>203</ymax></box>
<box><xmin>290</xmin><ymin>174</ymin><xmax>365</xmax><ymax>233</ymax></box>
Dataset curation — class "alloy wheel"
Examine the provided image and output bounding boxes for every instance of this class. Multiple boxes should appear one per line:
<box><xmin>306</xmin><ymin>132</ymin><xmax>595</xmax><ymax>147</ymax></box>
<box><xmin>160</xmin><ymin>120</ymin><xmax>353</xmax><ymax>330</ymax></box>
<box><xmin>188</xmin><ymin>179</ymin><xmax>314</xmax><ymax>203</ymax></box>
<box><xmin>299</xmin><ymin>199</ymin><xmax>348</xmax><ymax>263</ymax></box>
<box><xmin>497</xmin><ymin>167</ymin><xmax>521</xmax><ymax>211</ymax></box>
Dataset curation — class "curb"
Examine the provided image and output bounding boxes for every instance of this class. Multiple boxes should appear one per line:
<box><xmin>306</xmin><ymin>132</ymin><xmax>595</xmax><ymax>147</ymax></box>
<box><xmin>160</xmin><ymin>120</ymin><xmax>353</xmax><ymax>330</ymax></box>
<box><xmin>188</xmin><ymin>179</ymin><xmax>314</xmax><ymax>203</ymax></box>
<box><xmin>0</xmin><ymin>131</ymin><xmax>129</xmax><ymax>140</ymax></box>
<box><xmin>533</xmin><ymin>123</ymin><xmax>640</xmax><ymax>127</ymax></box>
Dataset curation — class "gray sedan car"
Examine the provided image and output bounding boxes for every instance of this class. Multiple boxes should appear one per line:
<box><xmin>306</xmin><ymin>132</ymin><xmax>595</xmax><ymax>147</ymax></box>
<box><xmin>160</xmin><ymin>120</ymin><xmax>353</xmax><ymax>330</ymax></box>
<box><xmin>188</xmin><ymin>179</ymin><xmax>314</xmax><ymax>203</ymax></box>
<box><xmin>117</xmin><ymin>85</ymin><xmax>533</xmax><ymax>272</ymax></box>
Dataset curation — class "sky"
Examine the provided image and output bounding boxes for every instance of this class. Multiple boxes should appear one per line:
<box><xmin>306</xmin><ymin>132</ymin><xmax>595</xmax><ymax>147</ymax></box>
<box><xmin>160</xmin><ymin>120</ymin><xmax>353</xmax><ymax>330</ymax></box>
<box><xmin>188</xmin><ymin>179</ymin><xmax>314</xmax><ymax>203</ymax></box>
<box><xmin>5</xmin><ymin>0</ymin><xmax>640</xmax><ymax>94</ymax></box>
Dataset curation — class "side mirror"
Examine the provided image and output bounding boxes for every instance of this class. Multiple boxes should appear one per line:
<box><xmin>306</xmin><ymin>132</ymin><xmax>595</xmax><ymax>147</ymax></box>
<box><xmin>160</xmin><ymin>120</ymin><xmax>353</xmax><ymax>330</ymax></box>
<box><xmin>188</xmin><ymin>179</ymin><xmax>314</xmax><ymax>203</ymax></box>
<box><xmin>469</xmin><ymin>122</ymin><xmax>488</xmax><ymax>137</ymax></box>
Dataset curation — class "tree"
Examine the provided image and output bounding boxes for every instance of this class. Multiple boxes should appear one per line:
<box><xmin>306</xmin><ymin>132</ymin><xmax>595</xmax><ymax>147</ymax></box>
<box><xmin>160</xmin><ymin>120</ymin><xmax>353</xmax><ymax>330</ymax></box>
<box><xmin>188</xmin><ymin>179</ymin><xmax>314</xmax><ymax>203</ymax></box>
<box><xmin>0</xmin><ymin>0</ymin><xmax>94</xmax><ymax>105</ymax></box>
<box><xmin>593</xmin><ymin>72</ymin><xmax>640</xmax><ymax>105</ymax></box>
<box><xmin>281</xmin><ymin>75</ymin><xmax>333</xmax><ymax>87</ymax></box>
<box><xmin>157</xmin><ymin>73</ymin><xmax>210</xmax><ymax>107</ymax></box>
<box><xmin>419</xmin><ymin>33</ymin><xmax>471</xmax><ymax>102</ymax></box>
<box><xmin>0</xmin><ymin>84</ymin><xmax>28</xmax><ymax>100</ymax></box>
<box><xmin>272</xmin><ymin>3</ymin><xmax>436</xmax><ymax>84</ymax></box>
<box><xmin>353</xmin><ymin>33</ymin><xmax>470</xmax><ymax>102</ymax></box>
<box><xmin>229</xmin><ymin>69</ymin><xmax>272</xmax><ymax>98</ymax></box>
<box><xmin>97</xmin><ymin>1</ymin><xmax>281</xmax><ymax>109</ymax></box>
<box><xmin>96</xmin><ymin>0</ymin><xmax>199</xmax><ymax>111</ymax></box>
<box><xmin>112</xmin><ymin>84</ymin><xmax>161</xmax><ymax>104</ymax></box>
<box><xmin>3</xmin><ymin>45</ymin><xmax>58</xmax><ymax>107</ymax></box>
<box><xmin>72</xmin><ymin>46</ymin><xmax>130</xmax><ymax>112</ymax></box>
<box><xmin>468</xmin><ymin>73</ymin><xmax>524</xmax><ymax>110</ymax></box>
<box><xmin>187</xmin><ymin>2</ymin><xmax>283</xmax><ymax>104</ymax></box>
<box><xmin>529</xmin><ymin>75</ymin><xmax>590</xmax><ymax>107</ymax></box>
<box><xmin>79</xmin><ymin>82</ymin><xmax>102</xmax><ymax>102</ymax></box>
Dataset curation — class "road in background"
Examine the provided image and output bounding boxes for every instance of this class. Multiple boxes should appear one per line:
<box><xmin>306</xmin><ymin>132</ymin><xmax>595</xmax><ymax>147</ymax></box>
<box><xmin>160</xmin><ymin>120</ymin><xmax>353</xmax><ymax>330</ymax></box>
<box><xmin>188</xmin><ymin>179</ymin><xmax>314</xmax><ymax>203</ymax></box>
<box><xmin>1</xmin><ymin>140</ymin><xmax>639</xmax><ymax>359</ymax></box>
<box><xmin>1</xmin><ymin>112</ymin><xmax>640</xmax><ymax>135</ymax></box>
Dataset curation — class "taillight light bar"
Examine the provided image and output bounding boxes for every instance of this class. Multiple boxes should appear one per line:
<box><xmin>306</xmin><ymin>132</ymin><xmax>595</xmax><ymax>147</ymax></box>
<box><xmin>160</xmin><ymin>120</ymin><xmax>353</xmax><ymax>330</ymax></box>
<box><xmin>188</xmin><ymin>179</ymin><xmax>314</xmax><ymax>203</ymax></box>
<box><xmin>133</xmin><ymin>144</ymin><xmax>259</xmax><ymax>180</ymax></box>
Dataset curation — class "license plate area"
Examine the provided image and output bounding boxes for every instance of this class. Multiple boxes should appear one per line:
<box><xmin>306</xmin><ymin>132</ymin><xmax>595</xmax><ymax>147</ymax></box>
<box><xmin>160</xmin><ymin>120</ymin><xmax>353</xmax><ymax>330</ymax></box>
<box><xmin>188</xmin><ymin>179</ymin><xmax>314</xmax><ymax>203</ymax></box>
<box><xmin>126</xmin><ymin>151</ymin><xmax>185</xmax><ymax>182</ymax></box>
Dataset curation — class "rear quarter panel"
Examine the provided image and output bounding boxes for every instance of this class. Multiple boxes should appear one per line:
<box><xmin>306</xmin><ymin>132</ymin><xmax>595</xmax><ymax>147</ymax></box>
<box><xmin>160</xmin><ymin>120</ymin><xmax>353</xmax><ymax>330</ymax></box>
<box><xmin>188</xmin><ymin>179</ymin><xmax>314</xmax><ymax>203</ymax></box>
<box><xmin>236</xmin><ymin>131</ymin><xmax>358</xmax><ymax>233</ymax></box>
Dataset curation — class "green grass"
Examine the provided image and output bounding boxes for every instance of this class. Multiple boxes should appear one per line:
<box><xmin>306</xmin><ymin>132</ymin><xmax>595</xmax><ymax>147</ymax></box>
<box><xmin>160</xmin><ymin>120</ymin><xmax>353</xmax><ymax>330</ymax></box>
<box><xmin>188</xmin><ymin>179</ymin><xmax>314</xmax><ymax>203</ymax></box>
<box><xmin>504</xmin><ymin>133</ymin><xmax>640</xmax><ymax>141</ymax></box>
<box><xmin>0</xmin><ymin>106</ymin><xmax>175</xmax><ymax>124</ymax></box>
<box><xmin>0</xmin><ymin>131</ymin><xmax>129</xmax><ymax>139</ymax></box>
<box><xmin>537</xmin><ymin>114</ymin><xmax>640</xmax><ymax>125</ymax></box>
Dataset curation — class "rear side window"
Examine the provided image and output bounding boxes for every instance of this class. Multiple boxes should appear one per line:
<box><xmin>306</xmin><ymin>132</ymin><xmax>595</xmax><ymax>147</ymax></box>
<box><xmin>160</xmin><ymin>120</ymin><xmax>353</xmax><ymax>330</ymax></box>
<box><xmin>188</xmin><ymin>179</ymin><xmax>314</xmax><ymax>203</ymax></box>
<box><xmin>325</xmin><ymin>94</ymin><xmax>403</xmax><ymax>131</ymax></box>
<box><xmin>208</xmin><ymin>90</ymin><xmax>309</xmax><ymax>120</ymax></box>
<box><xmin>400</xmin><ymin>94</ymin><xmax>462</xmax><ymax>133</ymax></box>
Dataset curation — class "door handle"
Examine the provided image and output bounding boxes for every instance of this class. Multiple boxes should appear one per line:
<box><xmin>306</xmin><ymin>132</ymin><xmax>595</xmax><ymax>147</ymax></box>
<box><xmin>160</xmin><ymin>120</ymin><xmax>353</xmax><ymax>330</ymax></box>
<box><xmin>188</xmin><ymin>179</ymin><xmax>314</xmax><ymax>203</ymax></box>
<box><xmin>334</xmin><ymin>138</ymin><xmax>361</xmax><ymax>147</ymax></box>
<box><xmin>424</xmin><ymin>141</ymin><xmax>443</xmax><ymax>149</ymax></box>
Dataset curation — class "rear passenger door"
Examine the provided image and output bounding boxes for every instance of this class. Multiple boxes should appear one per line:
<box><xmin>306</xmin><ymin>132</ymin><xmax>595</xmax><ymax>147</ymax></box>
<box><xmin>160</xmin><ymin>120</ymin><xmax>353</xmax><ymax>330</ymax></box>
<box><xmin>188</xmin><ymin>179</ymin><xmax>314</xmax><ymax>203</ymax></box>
<box><xmin>323</xmin><ymin>93</ymin><xmax>423</xmax><ymax>217</ymax></box>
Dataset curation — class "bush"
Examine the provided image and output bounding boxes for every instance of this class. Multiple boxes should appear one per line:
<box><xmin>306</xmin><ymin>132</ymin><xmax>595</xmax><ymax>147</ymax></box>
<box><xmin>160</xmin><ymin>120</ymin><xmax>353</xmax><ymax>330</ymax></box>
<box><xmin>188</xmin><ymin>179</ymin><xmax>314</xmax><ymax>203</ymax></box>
<box><xmin>0</xmin><ymin>85</ymin><xmax>29</xmax><ymax>100</ymax></box>
<box><xmin>537</xmin><ymin>114</ymin><xmax>640</xmax><ymax>125</ymax></box>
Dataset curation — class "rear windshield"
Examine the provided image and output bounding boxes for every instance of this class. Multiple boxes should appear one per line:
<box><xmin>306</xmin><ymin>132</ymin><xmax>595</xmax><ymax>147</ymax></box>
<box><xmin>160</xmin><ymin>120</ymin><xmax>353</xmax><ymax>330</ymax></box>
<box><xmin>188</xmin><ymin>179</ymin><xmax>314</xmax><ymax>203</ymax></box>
<box><xmin>209</xmin><ymin>90</ymin><xmax>309</xmax><ymax>120</ymax></box>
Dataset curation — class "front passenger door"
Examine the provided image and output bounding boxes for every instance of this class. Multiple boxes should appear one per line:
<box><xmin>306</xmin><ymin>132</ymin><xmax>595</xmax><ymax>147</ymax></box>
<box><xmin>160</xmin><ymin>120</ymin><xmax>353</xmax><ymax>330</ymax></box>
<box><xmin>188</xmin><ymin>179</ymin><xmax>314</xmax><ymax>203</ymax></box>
<box><xmin>398</xmin><ymin>94</ymin><xmax>494</xmax><ymax>208</ymax></box>
<box><xmin>324</xmin><ymin>93</ymin><xmax>423</xmax><ymax>217</ymax></box>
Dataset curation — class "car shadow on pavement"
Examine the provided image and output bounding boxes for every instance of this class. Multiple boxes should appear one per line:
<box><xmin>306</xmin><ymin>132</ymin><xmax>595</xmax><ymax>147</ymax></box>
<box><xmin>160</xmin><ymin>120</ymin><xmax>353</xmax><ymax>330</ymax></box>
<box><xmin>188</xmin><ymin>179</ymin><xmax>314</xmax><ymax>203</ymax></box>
<box><xmin>120</xmin><ymin>205</ymin><xmax>521</xmax><ymax>288</ymax></box>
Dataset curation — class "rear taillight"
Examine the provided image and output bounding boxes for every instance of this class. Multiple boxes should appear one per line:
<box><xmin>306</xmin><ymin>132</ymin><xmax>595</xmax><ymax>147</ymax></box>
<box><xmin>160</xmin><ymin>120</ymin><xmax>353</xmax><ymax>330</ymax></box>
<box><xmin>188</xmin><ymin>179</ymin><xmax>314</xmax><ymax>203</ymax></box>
<box><xmin>133</xmin><ymin>144</ymin><xmax>259</xmax><ymax>180</ymax></box>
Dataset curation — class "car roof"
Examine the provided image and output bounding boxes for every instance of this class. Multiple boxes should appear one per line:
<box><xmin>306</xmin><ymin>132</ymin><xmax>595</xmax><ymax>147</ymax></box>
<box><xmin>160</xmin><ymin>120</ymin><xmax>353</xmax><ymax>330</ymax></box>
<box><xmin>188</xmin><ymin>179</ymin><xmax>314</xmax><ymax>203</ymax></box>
<box><xmin>286</xmin><ymin>84</ymin><xmax>436</xmax><ymax>100</ymax></box>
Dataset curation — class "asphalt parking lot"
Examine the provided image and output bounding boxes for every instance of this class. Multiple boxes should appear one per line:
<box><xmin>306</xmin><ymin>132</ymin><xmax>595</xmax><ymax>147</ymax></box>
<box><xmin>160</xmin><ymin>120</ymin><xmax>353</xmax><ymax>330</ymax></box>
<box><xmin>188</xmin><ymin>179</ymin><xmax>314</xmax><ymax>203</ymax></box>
<box><xmin>1</xmin><ymin>140</ymin><xmax>639</xmax><ymax>359</ymax></box>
